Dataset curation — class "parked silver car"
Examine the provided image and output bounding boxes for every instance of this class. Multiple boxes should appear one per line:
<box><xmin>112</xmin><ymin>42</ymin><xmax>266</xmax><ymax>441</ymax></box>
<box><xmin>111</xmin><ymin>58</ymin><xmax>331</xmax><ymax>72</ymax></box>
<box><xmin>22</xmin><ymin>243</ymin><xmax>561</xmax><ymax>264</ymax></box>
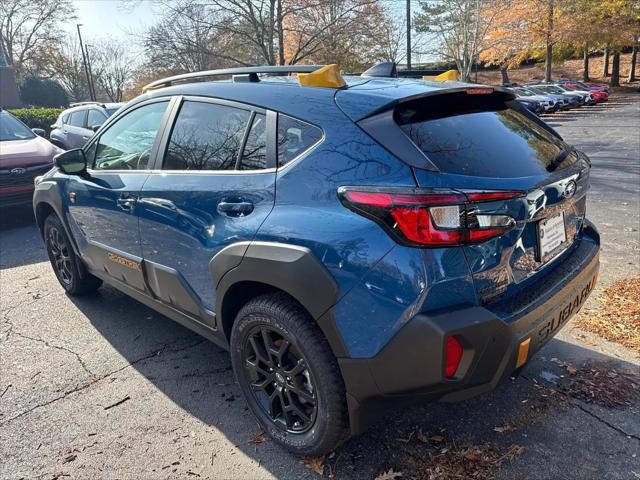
<box><xmin>50</xmin><ymin>102</ymin><xmax>123</xmax><ymax>150</ymax></box>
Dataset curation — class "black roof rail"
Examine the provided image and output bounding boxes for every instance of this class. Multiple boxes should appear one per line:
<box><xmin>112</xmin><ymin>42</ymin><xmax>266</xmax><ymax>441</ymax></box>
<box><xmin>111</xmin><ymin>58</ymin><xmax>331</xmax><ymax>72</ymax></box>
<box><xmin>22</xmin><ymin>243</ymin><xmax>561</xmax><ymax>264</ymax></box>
<box><xmin>142</xmin><ymin>65</ymin><xmax>325</xmax><ymax>92</ymax></box>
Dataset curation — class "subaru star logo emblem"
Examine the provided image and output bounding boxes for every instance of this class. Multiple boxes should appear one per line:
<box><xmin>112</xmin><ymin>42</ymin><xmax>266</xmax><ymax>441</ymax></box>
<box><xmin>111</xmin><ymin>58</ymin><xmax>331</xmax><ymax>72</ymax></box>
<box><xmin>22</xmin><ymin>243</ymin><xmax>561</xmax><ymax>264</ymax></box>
<box><xmin>10</xmin><ymin>167</ymin><xmax>26</xmax><ymax>175</ymax></box>
<box><xmin>563</xmin><ymin>180</ymin><xmax>577</xmax><ymax>199</ymax></box>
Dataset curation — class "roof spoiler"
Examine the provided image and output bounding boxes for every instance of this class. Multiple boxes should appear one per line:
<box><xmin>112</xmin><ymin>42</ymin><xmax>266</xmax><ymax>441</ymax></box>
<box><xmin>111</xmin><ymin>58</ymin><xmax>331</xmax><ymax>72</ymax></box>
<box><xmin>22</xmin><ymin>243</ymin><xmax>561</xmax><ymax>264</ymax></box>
<box><xmin>142</xmin><ymin>65</ymin><xmax>326</xmax><ymax>93</ymax></box>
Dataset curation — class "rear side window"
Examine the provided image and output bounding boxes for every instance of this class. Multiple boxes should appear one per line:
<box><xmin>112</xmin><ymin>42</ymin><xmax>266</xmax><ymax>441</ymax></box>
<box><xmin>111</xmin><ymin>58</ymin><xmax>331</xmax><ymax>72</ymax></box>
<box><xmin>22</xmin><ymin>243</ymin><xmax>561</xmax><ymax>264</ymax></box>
<box><xmin>164</xmin><ymin>101</ymin><xmax>250</xmax><ymax>171</ymax></box>
<box><xmin>396</xmin><ymin>93</ymin><xmax>568</xmax><ymax>177</ymax></box>
<box><xmin>87</xmin><ymin>109</ymin><xmax>107</xmax><ymax>128</ymax></box>
<box><xmin>277</xmin><ymin>115</ymin><xmax>322</xmax><ymax>167</ymax></box>
<box><xmin>69</xmin><ymin>111</ymin><xmax>85</xmax><ymax>128</ymax></box>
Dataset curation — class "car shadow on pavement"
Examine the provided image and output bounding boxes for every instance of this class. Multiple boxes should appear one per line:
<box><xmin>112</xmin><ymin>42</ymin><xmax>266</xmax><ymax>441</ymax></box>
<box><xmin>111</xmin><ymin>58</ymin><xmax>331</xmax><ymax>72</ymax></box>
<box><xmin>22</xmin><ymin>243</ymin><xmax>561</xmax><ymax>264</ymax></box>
<box><xmin>67</xmin><ymin>284</ymin><xmax>640</xmax><ymax>480</ymax></box>
<box><xmin>0</xmin><ymin>207</ymin><xmax>48</xmax><ymax>269</ymax></box>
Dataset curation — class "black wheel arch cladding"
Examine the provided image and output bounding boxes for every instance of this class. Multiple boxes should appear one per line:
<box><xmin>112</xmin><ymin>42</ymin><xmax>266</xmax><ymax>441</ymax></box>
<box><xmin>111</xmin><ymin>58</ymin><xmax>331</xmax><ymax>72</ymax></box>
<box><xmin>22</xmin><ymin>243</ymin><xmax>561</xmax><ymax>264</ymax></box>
<box><xmin>210</xmin><ymin>241</ymin><xmax>349</xmax><ymax>357</ymax></box>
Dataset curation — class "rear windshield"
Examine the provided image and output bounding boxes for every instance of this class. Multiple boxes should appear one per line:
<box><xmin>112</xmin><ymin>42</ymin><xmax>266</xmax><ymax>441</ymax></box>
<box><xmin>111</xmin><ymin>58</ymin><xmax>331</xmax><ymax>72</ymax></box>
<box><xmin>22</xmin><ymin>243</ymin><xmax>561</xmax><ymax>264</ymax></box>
<box><xmin>396</xmin><ymin>93</ymin><xmax>570</xmax><ymax>177</ymax></box>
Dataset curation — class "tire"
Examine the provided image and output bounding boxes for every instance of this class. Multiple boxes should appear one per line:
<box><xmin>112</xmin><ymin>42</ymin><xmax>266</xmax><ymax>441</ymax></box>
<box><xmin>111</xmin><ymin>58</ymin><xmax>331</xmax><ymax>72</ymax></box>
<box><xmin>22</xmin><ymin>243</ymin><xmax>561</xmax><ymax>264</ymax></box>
<box><xmin>230</xmin><ymin>292</ymin><xmax>349</xmax><ymax>456</ymax></box>
<box><xmin>44</xmin><ymin>213</ymin><xmax>102</xmax><ymax>295</ymax></box>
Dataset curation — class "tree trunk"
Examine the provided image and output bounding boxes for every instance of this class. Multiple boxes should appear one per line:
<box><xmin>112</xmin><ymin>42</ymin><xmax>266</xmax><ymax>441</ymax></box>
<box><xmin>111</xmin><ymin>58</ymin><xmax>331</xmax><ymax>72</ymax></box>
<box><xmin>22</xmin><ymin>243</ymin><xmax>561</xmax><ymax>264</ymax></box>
<box><xmin>500</xmin><ymin>66</ymin><xmax>510</xmax><ymax>84</ymax></box>
<box><xmin>610</xmin><ymin>51</ymin><xmax>620</xmax><ymax>87</ymax></box>
<box><xmin>583</xmin><ymin>49</ymin><xmax>590</xmax><ymax>81</ymax></box>
<box><xmin>544</xmin><ymin>0</ymin><xmax>553</xmax><ymax>83</ymax></box>
<box><xmin>603</xmin><ymin>48</ymin><xmax>609</xmax><ymax>76</ymax></box>
<box><xmin>629</xmin><ymin>45</ymin><xmax>637</xmax><ymax>82</ymax></box>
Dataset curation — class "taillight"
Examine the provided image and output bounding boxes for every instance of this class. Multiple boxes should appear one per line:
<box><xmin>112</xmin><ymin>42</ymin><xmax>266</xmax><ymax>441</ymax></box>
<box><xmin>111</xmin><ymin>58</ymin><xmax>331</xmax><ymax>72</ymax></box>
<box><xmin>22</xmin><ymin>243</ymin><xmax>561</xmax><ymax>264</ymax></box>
<box><xmin>445</xmin><ymin>336</ymin><xmax>463</xmax><ymax>379</ymax></box>
<box><xmin>338</xmin><ymin>187</ymin><xmax>521</xmax><ymax>247</ymax></box>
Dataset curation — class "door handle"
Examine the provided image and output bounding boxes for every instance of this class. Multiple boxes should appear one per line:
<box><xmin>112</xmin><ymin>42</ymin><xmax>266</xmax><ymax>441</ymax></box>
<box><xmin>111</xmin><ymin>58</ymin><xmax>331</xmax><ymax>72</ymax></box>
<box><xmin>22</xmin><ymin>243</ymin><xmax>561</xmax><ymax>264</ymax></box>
<box><xmin>117</xmin><ymin>194</ymin><xmax>137</xmax><ymax>211</ymax></box>
<box><xmin>217</xmin><ymin>200</ymin><xmax>254</xmax><ymax>217</ymax></box>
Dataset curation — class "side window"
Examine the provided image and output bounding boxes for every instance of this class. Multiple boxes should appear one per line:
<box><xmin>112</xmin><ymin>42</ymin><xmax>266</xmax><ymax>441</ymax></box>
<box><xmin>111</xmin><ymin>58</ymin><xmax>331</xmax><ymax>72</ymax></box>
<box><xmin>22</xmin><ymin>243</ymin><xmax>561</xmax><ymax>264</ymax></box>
<box><xmin>69</xmin><ymin>111</ymin><xmax>86</xmax><ymax>128</ymax></box>
<box><xmin>61</xmin><ymin>113</ymin><xmax>70</xmax><ymax>125</ymax></box>
<box><xmin>239</xmin><ymin>113</ymin><xmax>266</xmax><ymax>170</ymax></box>
<box><xmin>163</xmin><ymin>101</ymin><xmax>250</xmax><ymax>171</ymax></box>
<box><xmin>277</xmin><ymin>114</ymin><xmax>322</xmax><ymax>167</ymax></box>
<box><xmin>93</xmin><ymin>101</ymin><xmax>168</xmax><ymax>171</ymax></box>
<box><xmin>87</xmin><ymin>109</ymin><xmax>108</xmax><ymax>128</ymax></box>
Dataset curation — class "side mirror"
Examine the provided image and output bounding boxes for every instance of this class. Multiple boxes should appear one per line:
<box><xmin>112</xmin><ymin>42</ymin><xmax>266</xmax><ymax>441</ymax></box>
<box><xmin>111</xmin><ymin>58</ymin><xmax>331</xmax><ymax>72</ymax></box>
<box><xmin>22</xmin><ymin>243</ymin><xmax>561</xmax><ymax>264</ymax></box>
<box><xmin>32</xmin><ymin>128</ymin><xmax>46</xmax><ymax>137</ymax></box>
<box><xmin>90</xmin><ymin>124</ymin><xmax>102</xmax><ymax>132</ymax></box>
<box><xmin>54</xmin><ymin>149</ymin><xmax>87</xmax><ymax>175</ymax></box>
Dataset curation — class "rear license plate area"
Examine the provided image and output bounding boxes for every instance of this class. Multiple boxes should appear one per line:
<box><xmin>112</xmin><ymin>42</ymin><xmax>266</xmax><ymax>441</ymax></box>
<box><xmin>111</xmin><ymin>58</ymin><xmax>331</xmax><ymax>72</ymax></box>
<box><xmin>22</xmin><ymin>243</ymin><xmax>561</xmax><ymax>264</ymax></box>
<box><xmin>537</xmin><ymin>212</ymin><xmax>567</xmax><ymax>263</ymax></box>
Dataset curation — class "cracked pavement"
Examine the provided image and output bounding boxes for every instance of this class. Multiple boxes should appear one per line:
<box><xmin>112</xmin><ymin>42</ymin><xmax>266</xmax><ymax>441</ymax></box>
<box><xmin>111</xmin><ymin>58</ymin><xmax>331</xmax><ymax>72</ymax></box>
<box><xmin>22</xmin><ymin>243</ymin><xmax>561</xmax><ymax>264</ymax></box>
<box><xmin>1</xmin><ymin>93</ymin><xmax>639</xmax><ymax>479</ymax></box>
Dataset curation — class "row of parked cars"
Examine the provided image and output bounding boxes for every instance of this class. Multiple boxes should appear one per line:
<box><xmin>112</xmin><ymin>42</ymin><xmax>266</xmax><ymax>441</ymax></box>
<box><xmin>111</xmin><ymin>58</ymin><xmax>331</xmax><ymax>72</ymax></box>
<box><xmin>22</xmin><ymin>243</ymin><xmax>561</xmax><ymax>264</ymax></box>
<box><xmin>507</xmin><ymin>80</ymin><xmax>610</xmax><ymax>115</ymax></box>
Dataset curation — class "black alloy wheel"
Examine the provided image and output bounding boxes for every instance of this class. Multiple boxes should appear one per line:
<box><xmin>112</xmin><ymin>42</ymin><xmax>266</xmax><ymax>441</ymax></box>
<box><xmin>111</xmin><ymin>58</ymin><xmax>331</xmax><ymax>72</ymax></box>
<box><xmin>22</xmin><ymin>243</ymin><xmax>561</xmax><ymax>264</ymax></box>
<box><xmin>47</xmin><ymin>225</ymin><xmax>74</xmax><ymax>285</ymax></box>
<box><xmin>243</xmin><ymin>325</ymin><xmax>317</xmax><ymax>433</ymax></box>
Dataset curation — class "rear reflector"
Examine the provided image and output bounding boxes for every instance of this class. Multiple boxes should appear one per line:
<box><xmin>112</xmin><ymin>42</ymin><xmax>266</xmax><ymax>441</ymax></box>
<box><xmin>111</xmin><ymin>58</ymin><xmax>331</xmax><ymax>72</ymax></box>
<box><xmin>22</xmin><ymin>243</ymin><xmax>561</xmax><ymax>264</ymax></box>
<box><xmin>516</xmin><ymin>338</ymin><xmax>531</xmax><ymax>368</ymax></box>
<box><xmin>338</xmin><ymin>187</ymin><xmax>521</xmax><ymax>247</ymax></box>
<box><xmin>445</xmin><ymin>337</ymin><xmax>463</xmax><ymax>378</ymax></box>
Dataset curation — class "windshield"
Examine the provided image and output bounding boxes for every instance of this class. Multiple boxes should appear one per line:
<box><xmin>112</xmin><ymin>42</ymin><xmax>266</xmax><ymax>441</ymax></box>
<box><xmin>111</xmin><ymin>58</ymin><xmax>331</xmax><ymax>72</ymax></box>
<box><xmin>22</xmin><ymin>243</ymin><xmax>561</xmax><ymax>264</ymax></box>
<box><xmin>0</xmin><ymin>112</ymin><xmax>36</xmax><ymax>142</ymax></box>
<box><xmin>516</xmin><ymin>88</ymin><xmax>534</xmax><ymax>97</ymax></box>
<box><xmin>541</xmin><ymin>85</ymin><xmax>564</xmax><ymax>94</ymax></box>
<box><xmin>106</xmin><ymin>107</ymin><xmax>121</xmax><ymax>116</ymax></box>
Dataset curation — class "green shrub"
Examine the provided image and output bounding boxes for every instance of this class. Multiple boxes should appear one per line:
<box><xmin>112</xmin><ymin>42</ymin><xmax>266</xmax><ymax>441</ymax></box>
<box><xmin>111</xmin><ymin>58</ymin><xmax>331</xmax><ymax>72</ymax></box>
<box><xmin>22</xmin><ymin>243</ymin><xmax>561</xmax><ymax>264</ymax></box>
<box><xmin>7</xmin><ymin>107</ymin><xmax>64</xmax><ymax>134</ymax></box>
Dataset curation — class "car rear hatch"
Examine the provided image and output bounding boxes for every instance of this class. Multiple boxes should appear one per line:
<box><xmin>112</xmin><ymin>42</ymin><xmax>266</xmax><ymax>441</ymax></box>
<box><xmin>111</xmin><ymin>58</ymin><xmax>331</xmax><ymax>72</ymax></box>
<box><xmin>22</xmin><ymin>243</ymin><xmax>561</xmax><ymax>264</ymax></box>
<box><xmin>340</xmin><ymin>85</ymin><xmax>591</xmax><ymax>309</ymax></box>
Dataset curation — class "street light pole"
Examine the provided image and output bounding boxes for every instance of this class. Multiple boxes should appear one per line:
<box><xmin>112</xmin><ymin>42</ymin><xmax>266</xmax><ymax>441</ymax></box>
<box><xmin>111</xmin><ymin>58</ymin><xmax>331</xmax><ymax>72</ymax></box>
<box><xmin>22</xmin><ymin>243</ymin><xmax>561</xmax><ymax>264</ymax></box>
<box><xmin>406</xmin><ymin>0</ymin><xmax>412</xmax><ymax>71</ymax></box>
<box><xmin>76</xmin><ymin>24</ymin><xmax>95</xmax><ymax>101</ymax></box>
<box><xmin>85</xmin><ymin>44</ymin><xmax>97</xmax><ymax>101</ymax></box>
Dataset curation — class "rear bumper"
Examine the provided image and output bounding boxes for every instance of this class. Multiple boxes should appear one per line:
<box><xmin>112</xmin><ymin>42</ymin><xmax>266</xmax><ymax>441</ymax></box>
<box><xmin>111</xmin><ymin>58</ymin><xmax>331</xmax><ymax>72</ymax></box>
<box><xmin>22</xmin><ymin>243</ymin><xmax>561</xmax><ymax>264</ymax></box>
<box><xmin>339</xmin><ymin>221</ymin><xmax>600</xmax><ymax>434</ymax></box>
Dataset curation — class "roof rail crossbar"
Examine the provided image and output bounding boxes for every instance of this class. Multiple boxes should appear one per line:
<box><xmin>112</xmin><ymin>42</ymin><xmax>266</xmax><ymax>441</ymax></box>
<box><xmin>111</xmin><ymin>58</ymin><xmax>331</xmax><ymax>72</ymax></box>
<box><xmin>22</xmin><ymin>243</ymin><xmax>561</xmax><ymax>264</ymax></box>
<box><xmin>143</xmin><ymin>65</ymin><xmax>325</xmax><ymax>92</ymax></box>
<box><xmin>69</xmin><ymin>101</ymin><xmax>105</xmax><ymax>107</ymax></box>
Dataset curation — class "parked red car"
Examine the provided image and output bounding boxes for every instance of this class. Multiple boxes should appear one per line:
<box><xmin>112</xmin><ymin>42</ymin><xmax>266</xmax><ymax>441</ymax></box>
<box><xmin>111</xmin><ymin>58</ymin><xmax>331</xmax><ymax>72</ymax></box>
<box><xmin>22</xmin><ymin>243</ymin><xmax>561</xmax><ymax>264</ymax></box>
<box><xmin>0</xmin><ymin>109</ymin><xmax>62</xmax><ymax>207</ymax></box>
<box><xmin>560</xmin><ymin>82</ymin><xmax>609</xmax><ymax>103</ymax></box>
<box><xmin>583</xmin><ymin>81</ymin><xmax>610</xmax><ymax>92</ymax></box>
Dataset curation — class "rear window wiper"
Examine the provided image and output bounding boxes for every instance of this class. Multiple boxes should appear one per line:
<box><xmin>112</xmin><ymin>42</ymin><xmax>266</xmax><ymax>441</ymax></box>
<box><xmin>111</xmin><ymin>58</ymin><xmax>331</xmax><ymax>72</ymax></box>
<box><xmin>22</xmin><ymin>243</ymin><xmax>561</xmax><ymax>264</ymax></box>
<box><xmin>547</xmin><ymin>146</ymin><xmax>575</xmax><ymax>172</ymax></box>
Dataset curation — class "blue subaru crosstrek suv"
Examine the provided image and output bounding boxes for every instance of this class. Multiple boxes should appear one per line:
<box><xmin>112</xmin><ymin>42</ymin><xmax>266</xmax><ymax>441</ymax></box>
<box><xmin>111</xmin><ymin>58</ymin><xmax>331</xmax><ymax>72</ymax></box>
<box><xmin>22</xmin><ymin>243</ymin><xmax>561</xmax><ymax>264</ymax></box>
<box><xmin>34</xmin><ymin>64</ymin><xmax>600</xmax><ymax>455</ymax></box>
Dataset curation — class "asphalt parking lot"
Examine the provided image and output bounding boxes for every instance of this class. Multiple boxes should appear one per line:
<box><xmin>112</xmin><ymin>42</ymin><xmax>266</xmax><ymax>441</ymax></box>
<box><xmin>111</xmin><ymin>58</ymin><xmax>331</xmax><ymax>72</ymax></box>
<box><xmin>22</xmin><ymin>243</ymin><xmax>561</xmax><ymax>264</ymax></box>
<box><xmin>1</xmin><ymin>93</ymin><xmax>639</xmax><ymax>480</ymax></box>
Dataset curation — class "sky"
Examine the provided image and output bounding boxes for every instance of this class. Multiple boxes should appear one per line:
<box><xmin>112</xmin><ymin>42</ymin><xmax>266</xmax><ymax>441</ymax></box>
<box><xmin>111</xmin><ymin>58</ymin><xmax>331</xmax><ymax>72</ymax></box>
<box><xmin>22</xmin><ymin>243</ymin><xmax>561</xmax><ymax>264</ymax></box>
<box><xmin>61</xmin><ymin>0</ymin><xmax>433</xmax><ymax>65</ymax></box>
<box><xmin>63</xmin><ymin>0</ymin><xmax>159</xmax><ymax>44</ymax></box>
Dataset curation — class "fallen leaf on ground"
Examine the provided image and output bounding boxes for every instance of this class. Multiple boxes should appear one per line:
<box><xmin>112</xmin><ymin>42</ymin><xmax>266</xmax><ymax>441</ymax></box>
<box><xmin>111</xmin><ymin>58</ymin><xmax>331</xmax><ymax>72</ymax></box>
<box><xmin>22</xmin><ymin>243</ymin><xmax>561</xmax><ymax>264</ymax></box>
<box><xmin>493</xmin><ymin>423</ymin><xmax>515</xmax><ymax>433</ymax></box>
<box><xmin>374</xmin><ymin>468</ymin><xmax>403</xmax><ymax>480</ymax></box>
<box><xmin>248</xmin><ymin>431</ymin><xmax>266</xmax><ymax>444</ymax></box>
<box><xmin>301</xmin><ymin>456</ymin><xmax>325</xmax><ymax>476</ymax></box>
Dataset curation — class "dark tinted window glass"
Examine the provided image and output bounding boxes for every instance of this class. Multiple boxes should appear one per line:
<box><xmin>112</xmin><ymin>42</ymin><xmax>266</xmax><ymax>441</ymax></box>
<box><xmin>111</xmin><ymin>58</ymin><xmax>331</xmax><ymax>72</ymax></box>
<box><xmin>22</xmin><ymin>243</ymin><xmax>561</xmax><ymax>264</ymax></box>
<box><xmin>239</xmin><ymin>113</ymin><xmax>266</xmax><ymax>170</ymax></box>
<box><xmin>69</xmin><ymin>111</ymin><xmax>85</xmax><ymax>127</ymax></box>
<box><xmin>87</xmin><ymin>109</ymin><xmax>107</xmax><ymax>128</ymax></box>
<box><xmin>396</xmin><ymin>94</ymin><xmax>568</xmax><ymax>177</ymax></box>
<box><xmin>164</xmin><ymin>101</ymin><xmax>250</xmax><ymax>171</ymax></box>
<box><xmin>94</xmin><ymin>101</ymin><xmax>168</xmax><ymax>170</ymax></box>
<box><xmin>277</xmin><ymin>115</ymin><xmax>322</xmax><ymax>167</ymax></box>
